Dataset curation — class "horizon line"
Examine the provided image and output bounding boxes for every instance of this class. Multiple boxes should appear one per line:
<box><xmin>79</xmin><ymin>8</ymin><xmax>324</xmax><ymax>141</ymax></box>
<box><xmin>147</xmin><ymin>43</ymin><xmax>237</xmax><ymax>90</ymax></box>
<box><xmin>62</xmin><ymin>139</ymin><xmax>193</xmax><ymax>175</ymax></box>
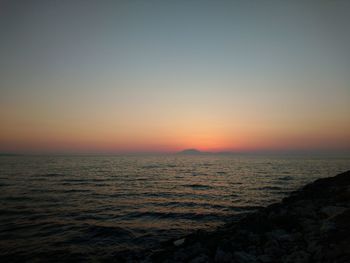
<box><xmin>1</xmin><ymin>149</ymin><xmax>350</xmax><ymax>156</ymax></box>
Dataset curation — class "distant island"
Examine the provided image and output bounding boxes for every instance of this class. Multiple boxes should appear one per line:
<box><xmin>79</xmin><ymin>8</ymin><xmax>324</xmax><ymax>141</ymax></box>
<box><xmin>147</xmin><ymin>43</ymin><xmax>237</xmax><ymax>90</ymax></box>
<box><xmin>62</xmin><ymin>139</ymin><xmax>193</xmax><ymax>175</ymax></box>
<box><xmin>177</xmin><ymin>149</ymin><xmax>210</xmax><ymax>155</ymax></box>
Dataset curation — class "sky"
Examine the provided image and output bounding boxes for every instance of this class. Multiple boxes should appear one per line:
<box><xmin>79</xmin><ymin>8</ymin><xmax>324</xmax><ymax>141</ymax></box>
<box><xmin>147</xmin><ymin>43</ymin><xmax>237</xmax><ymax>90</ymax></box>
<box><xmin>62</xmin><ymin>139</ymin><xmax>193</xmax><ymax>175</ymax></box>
<box><xmin>0</xmin><ymin>0</ymin><xmax>350</xmax><ymax>154</ymax></box>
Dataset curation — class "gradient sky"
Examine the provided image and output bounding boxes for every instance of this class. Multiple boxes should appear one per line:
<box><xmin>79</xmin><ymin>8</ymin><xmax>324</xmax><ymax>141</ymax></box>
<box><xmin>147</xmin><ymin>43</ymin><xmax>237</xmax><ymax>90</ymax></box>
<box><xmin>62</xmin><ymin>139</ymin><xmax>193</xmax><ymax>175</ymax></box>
<box><xmin>1</xmin><ymin>0</ymin><xmax>350</xmax><ymax>153</ymax></box>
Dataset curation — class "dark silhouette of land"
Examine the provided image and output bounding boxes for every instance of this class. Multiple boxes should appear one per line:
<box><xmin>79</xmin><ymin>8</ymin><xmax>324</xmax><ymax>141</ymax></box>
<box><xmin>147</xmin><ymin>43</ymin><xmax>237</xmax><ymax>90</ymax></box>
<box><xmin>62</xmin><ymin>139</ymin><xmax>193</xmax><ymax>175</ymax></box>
<box><xmin>177</xmin><ymin>149</ymin><xmax>207</xmax><ymax>155</ymax></box>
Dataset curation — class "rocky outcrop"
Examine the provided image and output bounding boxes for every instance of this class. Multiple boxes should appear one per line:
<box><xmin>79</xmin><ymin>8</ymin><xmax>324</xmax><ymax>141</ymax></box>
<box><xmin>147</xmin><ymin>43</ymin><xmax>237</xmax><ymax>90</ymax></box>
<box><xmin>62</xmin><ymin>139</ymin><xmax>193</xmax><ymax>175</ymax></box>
<box><xmin>148</xmin><ymin>170</ymin><xmax>350</xmax><ymax>263</ymax></box>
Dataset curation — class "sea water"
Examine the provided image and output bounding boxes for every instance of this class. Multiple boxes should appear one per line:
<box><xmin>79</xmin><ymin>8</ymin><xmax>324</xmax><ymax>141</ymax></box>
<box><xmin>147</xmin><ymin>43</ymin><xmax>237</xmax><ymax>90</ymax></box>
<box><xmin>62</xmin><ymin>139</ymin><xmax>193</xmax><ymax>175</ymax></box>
<box><xmin>0</xmin><ymin>155</ymin><xmax>349</xmax><ymax>261</ymax></box>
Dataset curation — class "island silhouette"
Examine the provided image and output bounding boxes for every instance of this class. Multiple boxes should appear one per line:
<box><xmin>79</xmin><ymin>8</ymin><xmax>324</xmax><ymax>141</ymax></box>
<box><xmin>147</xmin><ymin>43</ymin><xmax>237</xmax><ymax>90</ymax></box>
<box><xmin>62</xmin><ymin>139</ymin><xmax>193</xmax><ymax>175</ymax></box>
<box><xmin>177</xmin><ymin>149</ymin><xmax>209</xmax><ymax>155</ymax></box>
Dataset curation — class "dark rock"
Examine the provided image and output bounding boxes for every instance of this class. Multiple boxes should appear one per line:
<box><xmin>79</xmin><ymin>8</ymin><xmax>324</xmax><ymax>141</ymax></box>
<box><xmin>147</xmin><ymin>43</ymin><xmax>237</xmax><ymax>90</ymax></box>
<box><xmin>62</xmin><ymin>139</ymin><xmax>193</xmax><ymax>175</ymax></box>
<box><xmin>263</xmin><ymin>239</ymin><xmax>281</xmax><ymax>257</ymax></box>
<box><xmin>214</xmin><ymin>247</ymin><xmax>233</xmax><ymax>262</ymax></box>
<box><xmin>320</xmin><ymin>206</ymin><xmax>347</xmax><ymax>218</ymax></box>
<box><xmin>234</xmin><ymin>251</ymin><xmax>257</xmax><ymax>263</ymax></box>
<box><xmin>173</xmin><ymin>238</ymin><xmax>185</xmax><ymax>246</ymax></box>
<box><xmin>258</xmin><ymin>254</ymin><xmax>272</xmax><ymax>263</ymax></box>
<box><xmin>265</xmin><ymin>229</ymin><xmax>291</xmax><ymax>242</ymax></box>
<box><xmin>190</xmin><ymin>254</ymin><xmax>209</xmax><ymax>263</ymax></box>
<box><xmin>282</xmin><ymin>250</ymin><xmax>309</xmax><ymax>263</ymax></box>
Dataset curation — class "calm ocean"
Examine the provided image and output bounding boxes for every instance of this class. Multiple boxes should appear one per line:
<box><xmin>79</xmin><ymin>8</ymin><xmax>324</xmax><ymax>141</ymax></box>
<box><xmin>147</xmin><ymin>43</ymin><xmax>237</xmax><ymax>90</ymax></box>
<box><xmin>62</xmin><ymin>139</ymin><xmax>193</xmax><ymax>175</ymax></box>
<box><xmin>0</xmin><ymin>155</ymin><xmax>349</xmax><ymax>261</ymax></box>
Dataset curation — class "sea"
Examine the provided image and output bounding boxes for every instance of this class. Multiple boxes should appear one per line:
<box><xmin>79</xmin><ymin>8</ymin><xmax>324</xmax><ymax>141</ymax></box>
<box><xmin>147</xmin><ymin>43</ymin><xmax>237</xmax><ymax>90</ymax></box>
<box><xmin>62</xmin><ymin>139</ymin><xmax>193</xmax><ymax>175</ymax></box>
<box><xmin>0</xmin><ymin>154</ymin><xmax>349</xmax><ymax>261</ymax></box>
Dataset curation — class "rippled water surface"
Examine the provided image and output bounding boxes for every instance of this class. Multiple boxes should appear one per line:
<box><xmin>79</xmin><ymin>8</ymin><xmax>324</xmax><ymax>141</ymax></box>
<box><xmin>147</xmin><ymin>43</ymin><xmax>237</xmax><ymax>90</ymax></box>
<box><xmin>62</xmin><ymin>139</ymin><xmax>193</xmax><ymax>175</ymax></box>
<box><xmin>0</xmin><ymin>155</ymin><xmax>349</xmax><ymax>261</ymax></box>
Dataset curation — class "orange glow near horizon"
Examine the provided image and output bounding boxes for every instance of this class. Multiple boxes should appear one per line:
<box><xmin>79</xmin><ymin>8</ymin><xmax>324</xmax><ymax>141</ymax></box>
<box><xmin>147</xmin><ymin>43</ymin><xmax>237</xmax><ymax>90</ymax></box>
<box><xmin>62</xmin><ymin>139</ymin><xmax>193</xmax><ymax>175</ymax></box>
<box><xmin>1</xmin><ymin>94</ymin><xmax>350</xmax><ymax>153</ymax></box>
<box><xmin>1</xmin><ymin>119</ymin><xmax>350</xmax><ymax>153</ymax></box>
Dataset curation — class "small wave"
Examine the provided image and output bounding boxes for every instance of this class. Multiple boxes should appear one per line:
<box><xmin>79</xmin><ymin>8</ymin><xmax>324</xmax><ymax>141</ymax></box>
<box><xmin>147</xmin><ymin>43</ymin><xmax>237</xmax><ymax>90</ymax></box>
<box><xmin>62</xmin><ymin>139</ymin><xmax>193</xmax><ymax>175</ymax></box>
<box><xmin>231</xmin><ymin>205</ymin><xmax>264</xmax><ymax>211</ymax></box>
<box><xmin>64</xmin><ymin>189</ymin><xmax>91</xmax><ymax>193</ymax></box>
<box><xmin>61</xmin><ymin>179</ymin><xmax>89</xmax><ymax>183</ymax></box>
<box><xmin>2</xmin><ymin>196</ymin><xmax>33</xmax><ymax>202</ymax></box>
<box><xmin>202</xmin><ymin>163</ymin><xmax>214</xmax><ymax>167</ymax></box>
<box><xmin>0</xmin><ymin>208</ymin><xmax>35</xmax><ymax>216</ymax></box>
<box><xmin>60</xmin><ymin>179</ymin><xmax>107</xmax><ymax>185</ymax></box>
<box><xmin>190</xmin><ymin>172</ymin><xmax>207</xmax><ymax>176</ymax></box>
<box><xmin>251</xmin><ymin>186</ymin><xmax>283</xmax><ymax>191</ymax></box>
<box><xmin>157</xmin><ymin>201</ymin><xmax>229</xmax><ymax>210</ymax></box>
<box><xmin>143</xmin><ymin>192</ymin><xmax>217</xmax><ymax>200</ymax></box>
<box><xmin>125</xmin><ymin>211</ymin><xmax>230</xmax><ymax>221</ymax></box>
<box><xmin>230</xmin><ymin>182</ymin><xmax>243</xmax><ymax>185</ymax></box>
<box><xmin>83</xmin><ymin>224</ymin><xmax>134</xmax><ymax>238</ymax></box>
<box><xmin>64</xmin><ymin>224</ymin><xmax>136</xmax><ymax>245</ymax></box>
<box><xmin>183</xmin><ymin>184</ymin><xmax>213</xmax><ymax>190</ymax></box>
<box><xmin>28</xmin><ymin>178</ymin><xmax>47</xmax><ymax>182</ymax></box>
<box><xmin>141</xmin><ymin>165</ymin><xmax>160</xmax><ymax>169</ymax></box>
<box><xmin>33</xmin><ymin>173</ymin><xmax>66</xmax><ymax>178</ymax></box>
<box><xmin>278</xmin><ymin>176</ymin><xmax>293</xmax><ymax>181</ymax></box>
<box><xmin>135</xmin><ymin>177</ymin><xmax>149</xmax><ymax>181</ymax></box>
<box><xmin>46</xmin><ymin>173</ymin><xmax>66</xmax><ymax>177</ymax></box>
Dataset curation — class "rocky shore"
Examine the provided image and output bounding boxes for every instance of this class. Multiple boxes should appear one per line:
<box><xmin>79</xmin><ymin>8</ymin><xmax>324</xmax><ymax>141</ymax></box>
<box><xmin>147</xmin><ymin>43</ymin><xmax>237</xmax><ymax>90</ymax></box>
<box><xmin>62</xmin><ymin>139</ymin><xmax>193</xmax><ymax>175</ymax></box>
<box><xmin>144</xmin><ymin>170</ymin><xmax>350</xmax><ymax>263</ymax></box>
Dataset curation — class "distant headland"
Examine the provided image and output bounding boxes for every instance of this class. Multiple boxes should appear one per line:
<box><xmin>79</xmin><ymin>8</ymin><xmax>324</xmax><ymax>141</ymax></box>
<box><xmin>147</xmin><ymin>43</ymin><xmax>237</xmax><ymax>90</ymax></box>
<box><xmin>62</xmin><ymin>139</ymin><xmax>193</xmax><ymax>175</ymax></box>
<box><xmin>177</xmin><ymin>149</ymin><xmax>210</xmax><ymax>155</ymax></box>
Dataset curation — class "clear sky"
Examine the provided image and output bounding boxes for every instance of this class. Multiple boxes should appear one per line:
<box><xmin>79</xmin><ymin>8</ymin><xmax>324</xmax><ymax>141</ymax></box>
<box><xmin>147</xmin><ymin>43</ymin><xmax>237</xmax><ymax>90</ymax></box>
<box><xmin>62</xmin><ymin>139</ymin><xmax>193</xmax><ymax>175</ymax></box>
<box><xmin>1</xmin><ymin>0</ymin><xmax>349</xmax><ymax>153</ymax></box>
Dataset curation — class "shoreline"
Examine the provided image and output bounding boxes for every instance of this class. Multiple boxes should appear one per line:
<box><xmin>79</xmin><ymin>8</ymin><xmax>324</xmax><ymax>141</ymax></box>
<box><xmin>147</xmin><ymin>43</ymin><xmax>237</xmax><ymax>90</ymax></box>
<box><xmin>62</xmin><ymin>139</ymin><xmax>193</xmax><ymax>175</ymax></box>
<box><xmin>138</xmin><ymin>170</ymin><xmax>350</xmax><ymax>262</ymax></box>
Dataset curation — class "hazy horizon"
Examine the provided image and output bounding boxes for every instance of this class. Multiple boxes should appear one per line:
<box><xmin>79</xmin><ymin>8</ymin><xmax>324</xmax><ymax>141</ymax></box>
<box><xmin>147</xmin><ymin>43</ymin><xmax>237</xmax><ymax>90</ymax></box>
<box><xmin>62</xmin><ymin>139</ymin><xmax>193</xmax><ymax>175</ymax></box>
<box><xmin>1</xmin><ymin>0</ymin><xmax>350</xmax><ymax>153</ymax></box>
<box><xmin>2</xmin><ymin>148</ymin><xmax>350</xmax><ymax>156</ymax></box>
